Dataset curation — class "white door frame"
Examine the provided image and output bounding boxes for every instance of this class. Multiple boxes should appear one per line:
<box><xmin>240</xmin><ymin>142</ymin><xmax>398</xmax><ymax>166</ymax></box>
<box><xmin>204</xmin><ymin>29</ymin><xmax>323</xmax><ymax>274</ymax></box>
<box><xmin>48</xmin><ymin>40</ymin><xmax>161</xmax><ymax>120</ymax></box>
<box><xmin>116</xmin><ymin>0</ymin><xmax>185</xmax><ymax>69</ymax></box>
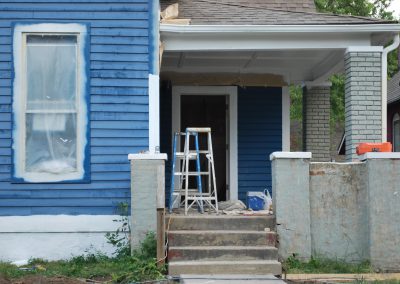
<box><xmin>172</xmin><ymin>86</ymin><xmax>238</xmax><ymax>200</ymax></box>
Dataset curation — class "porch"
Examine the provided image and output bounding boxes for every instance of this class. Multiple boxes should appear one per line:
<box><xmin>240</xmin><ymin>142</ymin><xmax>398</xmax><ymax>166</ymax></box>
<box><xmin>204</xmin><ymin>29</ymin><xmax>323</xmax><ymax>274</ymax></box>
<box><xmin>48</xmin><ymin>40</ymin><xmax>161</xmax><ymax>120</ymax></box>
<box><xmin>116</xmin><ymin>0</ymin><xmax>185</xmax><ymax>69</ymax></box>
<box><xmin>153</xmin><ymin>25</ymin><xmax>398</xmax><ymax>206</ymax></box>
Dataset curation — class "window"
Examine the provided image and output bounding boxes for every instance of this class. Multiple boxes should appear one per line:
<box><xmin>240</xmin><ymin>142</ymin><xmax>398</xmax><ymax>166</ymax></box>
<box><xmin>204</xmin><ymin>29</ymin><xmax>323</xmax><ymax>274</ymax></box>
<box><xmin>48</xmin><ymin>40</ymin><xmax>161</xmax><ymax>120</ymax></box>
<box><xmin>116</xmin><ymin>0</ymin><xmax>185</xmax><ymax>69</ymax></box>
<box><xmin>13</xmin><ymin>24</ymin><xmax>89</xmax><ymax>182</ymax></box>
<box><xmin>393</xmin><ymin>113</ymin><xmax>400</xmax><ymax>152</ymax></box>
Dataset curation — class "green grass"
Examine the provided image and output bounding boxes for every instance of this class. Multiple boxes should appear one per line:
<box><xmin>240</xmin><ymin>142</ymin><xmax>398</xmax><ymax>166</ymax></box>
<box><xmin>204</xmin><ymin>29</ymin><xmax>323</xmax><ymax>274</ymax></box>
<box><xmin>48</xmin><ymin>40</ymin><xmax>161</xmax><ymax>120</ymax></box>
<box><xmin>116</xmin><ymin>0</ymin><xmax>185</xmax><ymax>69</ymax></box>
<box><xmin>0</xmin><ymin>233</ymin><xmax>166</xmax><ymax>283</ymax></box>
<box><xmin>283</xmin><ymin>255</ymin><xmax>374</xmax><ymax>274</ymax></box>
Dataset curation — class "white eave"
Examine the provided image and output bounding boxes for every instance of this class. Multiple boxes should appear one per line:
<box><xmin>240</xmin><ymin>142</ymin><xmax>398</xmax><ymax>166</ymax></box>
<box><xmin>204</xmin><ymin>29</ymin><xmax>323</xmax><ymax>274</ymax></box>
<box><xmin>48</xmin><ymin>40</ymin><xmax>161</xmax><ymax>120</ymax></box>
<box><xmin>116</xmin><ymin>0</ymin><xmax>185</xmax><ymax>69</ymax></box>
<box><xmin>160</xmin><ymin>23</ymin><xmax>400</xmax><ymax>51</ymax></box>
<box><xmin>160</xmin><ymin>23</ymin><xmax>400</xmax><ymax>34</ymax></box>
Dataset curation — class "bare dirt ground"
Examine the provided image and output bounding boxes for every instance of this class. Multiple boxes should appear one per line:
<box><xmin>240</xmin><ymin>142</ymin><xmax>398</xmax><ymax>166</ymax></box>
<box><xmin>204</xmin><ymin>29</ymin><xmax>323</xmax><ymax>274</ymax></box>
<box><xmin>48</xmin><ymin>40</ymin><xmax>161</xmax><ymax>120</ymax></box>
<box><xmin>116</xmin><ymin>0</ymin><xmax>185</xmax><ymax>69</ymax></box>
<box><xmin>0</xmin><ymin>275</ymin><xmax>85</xmax><ymax>284</ymax></box>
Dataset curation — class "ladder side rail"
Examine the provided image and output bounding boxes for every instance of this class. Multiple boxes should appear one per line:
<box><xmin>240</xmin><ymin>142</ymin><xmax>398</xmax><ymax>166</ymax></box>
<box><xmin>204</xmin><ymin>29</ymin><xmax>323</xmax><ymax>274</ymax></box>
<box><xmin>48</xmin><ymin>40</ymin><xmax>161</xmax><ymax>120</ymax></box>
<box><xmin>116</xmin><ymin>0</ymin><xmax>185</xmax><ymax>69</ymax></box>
<box><xmin>193</xmin><ymin>132</ymin><xmax>204</xmax><ymax>213</ymax></box>
<box><xmin>208</xmin><ymin>131</ymin><xmax>219</xmax><ymax>212</ymax></box>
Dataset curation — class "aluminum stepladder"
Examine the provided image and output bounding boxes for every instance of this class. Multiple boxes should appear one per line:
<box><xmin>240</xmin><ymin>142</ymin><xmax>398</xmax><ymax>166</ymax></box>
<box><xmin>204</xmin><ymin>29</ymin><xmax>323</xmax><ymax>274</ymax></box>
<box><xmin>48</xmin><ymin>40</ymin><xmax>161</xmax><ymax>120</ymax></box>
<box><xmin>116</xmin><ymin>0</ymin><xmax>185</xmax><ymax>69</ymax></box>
<box><xmin>169</xmin><ymin>127</ymin><xmax>219</xmax><ymax>215</ymax></box>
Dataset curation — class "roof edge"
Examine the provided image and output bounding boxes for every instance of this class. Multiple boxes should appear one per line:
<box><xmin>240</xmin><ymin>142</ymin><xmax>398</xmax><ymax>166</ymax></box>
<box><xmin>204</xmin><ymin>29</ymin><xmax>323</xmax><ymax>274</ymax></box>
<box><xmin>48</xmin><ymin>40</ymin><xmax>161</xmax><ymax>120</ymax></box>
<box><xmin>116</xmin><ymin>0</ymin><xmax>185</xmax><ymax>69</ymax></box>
<box><xmin>160</xmin><ymin>23</ymin><xmax>400</xmax><ymax>33</ymax></box>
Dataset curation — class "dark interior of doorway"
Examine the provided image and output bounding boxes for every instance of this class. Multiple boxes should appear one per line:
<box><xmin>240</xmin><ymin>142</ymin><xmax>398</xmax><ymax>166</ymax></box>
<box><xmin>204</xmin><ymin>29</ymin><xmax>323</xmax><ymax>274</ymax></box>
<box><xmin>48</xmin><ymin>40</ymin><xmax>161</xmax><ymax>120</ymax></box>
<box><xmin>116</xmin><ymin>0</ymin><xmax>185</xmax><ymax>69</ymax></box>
<box><xmin>181</xmin><ymin>95</ymin><xmax>227</xmax><ymax>201</ymax></box>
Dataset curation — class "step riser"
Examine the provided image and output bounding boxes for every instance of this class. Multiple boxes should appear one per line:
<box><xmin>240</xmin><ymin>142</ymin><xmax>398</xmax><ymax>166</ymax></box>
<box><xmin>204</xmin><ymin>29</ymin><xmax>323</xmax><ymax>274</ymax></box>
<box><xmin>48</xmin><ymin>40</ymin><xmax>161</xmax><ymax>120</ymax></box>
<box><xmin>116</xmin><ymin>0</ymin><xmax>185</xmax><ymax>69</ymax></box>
<box><xmin>169</xmin><ymin>263</ymin><xmax>282</xmax><ymax>276</ymax></box>
<box><xmin>167</xmin><ymin>216</ymin><xmax>275</xmax><ymax>231</ymax></box>
<box><xmin>168</xmin><ymin>232</ymin><xmax>276</xmax><ymax>247</ymax></box>
<box><xmin>168</xmin><ymin>248</ymin><xmax>278</xmax><ymax>261</ymax></box>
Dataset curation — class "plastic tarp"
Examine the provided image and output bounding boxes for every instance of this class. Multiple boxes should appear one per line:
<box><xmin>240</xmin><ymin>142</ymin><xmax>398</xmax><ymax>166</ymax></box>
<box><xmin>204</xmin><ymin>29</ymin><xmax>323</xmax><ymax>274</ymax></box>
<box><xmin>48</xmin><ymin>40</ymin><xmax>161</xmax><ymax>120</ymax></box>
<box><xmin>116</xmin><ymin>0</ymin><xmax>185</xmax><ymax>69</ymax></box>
<box><xmin>25</xmin><ymin>35</ymin><xmax>78</xmax><ymax>174</ymax></box>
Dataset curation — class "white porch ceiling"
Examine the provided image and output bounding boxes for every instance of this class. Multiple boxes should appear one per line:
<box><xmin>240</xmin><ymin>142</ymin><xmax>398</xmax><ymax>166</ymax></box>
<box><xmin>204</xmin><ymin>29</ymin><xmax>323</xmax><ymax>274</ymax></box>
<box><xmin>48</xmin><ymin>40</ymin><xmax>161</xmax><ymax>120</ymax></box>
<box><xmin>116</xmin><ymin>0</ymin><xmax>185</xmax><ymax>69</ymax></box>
<box><xmin>161</xmin><ymin>49</ymin><xmax>345</xmax><ymax>84</ymax></box>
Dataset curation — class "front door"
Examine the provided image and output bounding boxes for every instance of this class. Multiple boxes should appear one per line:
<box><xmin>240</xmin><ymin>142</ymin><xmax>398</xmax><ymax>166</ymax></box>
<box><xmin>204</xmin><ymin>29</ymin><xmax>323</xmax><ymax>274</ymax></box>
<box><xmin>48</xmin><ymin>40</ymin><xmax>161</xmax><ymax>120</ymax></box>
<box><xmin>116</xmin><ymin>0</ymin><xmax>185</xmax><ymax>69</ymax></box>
<box><xmin>180</xmin><ymin>95</ymin><xmax>227</xmax><ymax>201</ymax></box>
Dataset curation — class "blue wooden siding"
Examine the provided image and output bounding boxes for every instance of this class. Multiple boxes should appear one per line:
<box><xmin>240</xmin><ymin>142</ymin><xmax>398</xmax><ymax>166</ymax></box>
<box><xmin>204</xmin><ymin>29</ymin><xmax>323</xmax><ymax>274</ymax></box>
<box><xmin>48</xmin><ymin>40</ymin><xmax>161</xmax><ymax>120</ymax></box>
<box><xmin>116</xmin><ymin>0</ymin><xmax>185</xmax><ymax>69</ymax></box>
<box><xmin>0</xmin><ymin>0</ymin><xmax>151</xmax><ymax>216</ymax></box>
<box><xmin>238</xmin><ymin>87</ymin><xmax>282</xmax><ymax>201</ymax></box>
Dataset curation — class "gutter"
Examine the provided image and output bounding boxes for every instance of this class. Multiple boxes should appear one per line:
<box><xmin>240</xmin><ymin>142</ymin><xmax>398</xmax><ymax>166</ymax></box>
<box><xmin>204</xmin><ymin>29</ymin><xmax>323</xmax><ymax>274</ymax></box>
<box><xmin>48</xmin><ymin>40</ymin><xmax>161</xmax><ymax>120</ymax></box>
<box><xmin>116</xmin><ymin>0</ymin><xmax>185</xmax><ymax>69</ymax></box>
<box><xmin>160</xmin><ymin>24</ymin><xmax>400</xmax><ymax>33</ymax></box>
<box><xmin>382</xmin><ymin>33</ymin><xmax>400</xmax><ymax>142</ymax></box>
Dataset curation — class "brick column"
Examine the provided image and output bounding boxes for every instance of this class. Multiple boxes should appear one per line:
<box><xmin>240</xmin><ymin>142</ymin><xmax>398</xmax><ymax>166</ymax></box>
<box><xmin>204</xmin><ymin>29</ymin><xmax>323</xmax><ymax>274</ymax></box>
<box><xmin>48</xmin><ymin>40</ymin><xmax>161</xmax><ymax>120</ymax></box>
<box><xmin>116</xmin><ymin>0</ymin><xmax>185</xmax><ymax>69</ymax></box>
<box><xmin>303</xmin><ymin>86</ymin><xmax>331</xmax><ymax>161</ymax></box>
<box><xmin>345</xmin><ymin>51</ymin><xmax>382</xmax><ymax>161</ymax></box>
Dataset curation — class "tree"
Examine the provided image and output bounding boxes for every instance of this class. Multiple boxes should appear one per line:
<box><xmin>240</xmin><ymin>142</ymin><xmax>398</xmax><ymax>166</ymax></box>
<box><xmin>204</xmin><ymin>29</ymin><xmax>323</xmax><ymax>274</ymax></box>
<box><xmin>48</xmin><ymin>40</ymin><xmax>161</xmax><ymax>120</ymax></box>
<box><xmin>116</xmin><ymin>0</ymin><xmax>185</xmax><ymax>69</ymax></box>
<box><xmin>315</xmin><ymin>0</ymin><xmax>394</xmax><ymax>19</ymax></box>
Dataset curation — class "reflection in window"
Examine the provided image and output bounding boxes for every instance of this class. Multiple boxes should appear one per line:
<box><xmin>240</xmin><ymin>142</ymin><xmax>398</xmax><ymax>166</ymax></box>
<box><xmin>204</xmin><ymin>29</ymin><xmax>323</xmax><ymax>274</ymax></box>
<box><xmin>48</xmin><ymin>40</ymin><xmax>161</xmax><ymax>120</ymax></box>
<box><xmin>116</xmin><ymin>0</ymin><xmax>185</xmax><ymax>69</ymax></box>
<box><xmin>393</xmin><ymin>113</ymin><xmax>400</xmax><ymax>152</ymax></box>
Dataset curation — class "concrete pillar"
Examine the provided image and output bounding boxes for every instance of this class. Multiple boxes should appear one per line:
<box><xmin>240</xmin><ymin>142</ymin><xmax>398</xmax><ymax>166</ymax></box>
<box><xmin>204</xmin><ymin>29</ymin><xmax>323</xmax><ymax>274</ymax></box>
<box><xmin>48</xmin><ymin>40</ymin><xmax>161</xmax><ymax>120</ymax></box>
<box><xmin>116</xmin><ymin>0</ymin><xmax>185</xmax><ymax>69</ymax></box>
<box><xmin>344</xmin><ymin>51</ymin><xmax>382</xmax><ymax>161</ymax></box>
<box><xmin>129</xmin><ymin>153</ymin><xmax>167</xmax><ymax>250</ymax></box>
<box><xmin>270</xmin><ymin>152</ymin><xmax>312</xmax><ymax>260</ymax></box>
<box><xmin>303</xmin><ymin>86</ymin><xmax>331</xmax><ymax>161</ymax></box>
<box><xmin>362</xmin><ymin>152</ymin><xmax>400</xmax><ymax>271</ymax></box>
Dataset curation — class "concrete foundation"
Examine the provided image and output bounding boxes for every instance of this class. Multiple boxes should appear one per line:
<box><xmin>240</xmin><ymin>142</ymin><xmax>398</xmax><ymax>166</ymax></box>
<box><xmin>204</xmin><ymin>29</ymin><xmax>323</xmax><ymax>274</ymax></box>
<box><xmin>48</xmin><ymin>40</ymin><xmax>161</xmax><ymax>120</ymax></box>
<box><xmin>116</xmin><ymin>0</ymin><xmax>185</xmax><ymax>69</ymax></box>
<box><xmin>271</xmin><ymin>152</ymin><xmax>400</xmax><ymax>271</ymax></box>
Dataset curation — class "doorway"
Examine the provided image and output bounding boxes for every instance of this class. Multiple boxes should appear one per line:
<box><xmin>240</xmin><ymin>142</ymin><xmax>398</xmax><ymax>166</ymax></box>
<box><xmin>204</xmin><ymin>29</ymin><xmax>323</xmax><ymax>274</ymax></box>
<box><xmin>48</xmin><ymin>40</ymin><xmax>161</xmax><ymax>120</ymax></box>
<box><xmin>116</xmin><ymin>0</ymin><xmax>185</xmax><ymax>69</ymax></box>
<box><xmin>172</xmin><ymin>86</ymin><xmax>238</xmax><ymax>201</ymax></box>
<box><xmin>181</xmin><ymin>95</ymin><xmax>227</xmax><ymax>201</ymax></box>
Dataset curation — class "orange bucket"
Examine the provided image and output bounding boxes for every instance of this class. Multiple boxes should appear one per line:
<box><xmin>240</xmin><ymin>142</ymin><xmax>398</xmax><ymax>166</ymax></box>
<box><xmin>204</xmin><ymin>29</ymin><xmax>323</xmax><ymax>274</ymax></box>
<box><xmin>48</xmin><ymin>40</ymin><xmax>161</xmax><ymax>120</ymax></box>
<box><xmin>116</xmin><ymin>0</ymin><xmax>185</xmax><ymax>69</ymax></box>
<box><xmin>356</xmin><ymin>142</ymin><xmax>392</xmax><ymax>155</ymax></box>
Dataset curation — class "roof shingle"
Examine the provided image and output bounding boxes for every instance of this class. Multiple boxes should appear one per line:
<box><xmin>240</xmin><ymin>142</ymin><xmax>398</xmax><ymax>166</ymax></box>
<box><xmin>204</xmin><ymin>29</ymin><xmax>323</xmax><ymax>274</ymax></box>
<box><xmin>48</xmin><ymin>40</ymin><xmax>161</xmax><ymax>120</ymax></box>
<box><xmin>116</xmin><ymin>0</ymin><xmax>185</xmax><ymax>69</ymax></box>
<box><xmin>160</xmin><ymin>0</ymin><xmax>396</xmax><ymax>25</ymax></box>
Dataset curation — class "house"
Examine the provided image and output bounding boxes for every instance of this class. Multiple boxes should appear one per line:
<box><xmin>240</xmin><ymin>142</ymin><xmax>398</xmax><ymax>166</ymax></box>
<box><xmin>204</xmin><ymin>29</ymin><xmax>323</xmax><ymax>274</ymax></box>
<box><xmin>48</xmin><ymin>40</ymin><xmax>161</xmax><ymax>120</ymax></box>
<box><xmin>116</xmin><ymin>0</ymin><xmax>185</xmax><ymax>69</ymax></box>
<box><xmin>388</xmin><ymin>70</ymin><xmax>400</xmax><ymax>151</ymax></box>
<box><xmin>0</xmin><ymin>0</ymin><xmax>159</xmax><ymax>261</ymax></box>
<box><xmin>1</xmin><ymin>0</ymin><xmax>400</xmax><ymax>263</ymax></box>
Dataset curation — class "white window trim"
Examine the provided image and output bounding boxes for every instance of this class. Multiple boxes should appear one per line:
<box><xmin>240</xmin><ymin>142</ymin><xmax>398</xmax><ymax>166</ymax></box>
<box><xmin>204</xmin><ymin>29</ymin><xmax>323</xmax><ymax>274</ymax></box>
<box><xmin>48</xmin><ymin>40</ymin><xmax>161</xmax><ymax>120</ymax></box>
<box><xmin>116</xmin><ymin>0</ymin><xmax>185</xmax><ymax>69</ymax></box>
<box><xmin>172</xmin><ymin>86</ymin><xmax>238</xmax><ymax>200</ymax></box>
<box><xmin>13</xmin><ymin>23</ymin><xmax>88</xmax><ymax>182</ymax></box>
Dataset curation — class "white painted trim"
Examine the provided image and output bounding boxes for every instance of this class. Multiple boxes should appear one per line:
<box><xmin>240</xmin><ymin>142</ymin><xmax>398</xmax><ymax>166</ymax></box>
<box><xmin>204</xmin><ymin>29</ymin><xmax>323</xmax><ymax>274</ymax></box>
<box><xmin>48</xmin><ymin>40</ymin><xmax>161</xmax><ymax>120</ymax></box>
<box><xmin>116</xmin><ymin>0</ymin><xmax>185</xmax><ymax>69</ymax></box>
<box><xmin>0</xmin><ymin>215</ymin><xmax>121</xmax><ymax>233</ymax></box>
<box><xmin>270</xmin><ymin>151</ymin><xmax>312</xmax><ymax>160</ymax></box>
<box><xmin>128</xmin><ymin>153</ymin><xmax>168</xmax><ymax>160</ymax></box>
<box><xmin>148</xmin><ymin>74</ymin><xmax>160</xmax><ymax>153</ymax></box>
<box><xmin>161</xmin><ymin>32</ymin><xmax>372</xmax><ymax>51</ymax></box>
<box><xmin>172</xmin><ymin>86</ymin><xmax>238</xmax><ymax>200</ymax></box>
<box><xmin>359</xmin><ymin>152</ymin><xmax>400</xmax><ymax>160</ymax></box>
<box><xmin>346</xmin><ymin>46</ymin><xmax>384</xmax><ymax>53</ymax></box>
<box><xmin>282</xmin><ymin>87</ymin><xmax>290</xmax><ymax>151</ymax></box>
<box><xmin>161</xmin><ymin>24</ymin><xmax>400</xmax><ymax>33</ymax></box>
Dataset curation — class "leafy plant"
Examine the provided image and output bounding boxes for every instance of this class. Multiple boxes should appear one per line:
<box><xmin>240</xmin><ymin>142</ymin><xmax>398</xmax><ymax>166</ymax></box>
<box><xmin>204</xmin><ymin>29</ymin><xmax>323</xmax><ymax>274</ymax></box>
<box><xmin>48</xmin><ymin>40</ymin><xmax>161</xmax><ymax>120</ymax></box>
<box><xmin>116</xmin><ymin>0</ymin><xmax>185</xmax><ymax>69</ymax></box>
<box><xmin>105</xmin><ymin>202</ymin><xmax>131</xmax><ymax>257</ymax></box>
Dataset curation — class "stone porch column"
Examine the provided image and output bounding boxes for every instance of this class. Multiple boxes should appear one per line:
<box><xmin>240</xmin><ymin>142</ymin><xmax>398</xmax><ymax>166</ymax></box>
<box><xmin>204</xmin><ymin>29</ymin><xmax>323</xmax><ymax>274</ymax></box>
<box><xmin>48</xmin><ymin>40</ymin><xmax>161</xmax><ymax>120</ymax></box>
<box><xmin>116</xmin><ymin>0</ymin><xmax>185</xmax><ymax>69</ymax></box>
<box><xmin>303</xmin><ymin>85</ymin><xmax>331</xmax><ymax>161</ymax></box>
<box><xmin>344</xmin><ymin>50</ymin><xmax>382</xmax><ymax>161</ymax></box>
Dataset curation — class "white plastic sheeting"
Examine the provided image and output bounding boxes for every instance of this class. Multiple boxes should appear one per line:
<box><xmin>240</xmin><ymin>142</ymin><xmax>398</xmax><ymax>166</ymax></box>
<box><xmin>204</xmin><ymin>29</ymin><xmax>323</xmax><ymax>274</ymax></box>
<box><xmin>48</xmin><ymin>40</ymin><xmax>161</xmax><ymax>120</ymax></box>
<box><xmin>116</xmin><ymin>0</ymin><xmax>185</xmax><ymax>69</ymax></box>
<box><xmin>25</xmin><ymin>35</ymin><xmax>78</xmax><ymax>175</ymax></box>
<box><xmin>13</xmin><ymin>23</ymin><xmax>88</xmax><ymax>182</ymax></box>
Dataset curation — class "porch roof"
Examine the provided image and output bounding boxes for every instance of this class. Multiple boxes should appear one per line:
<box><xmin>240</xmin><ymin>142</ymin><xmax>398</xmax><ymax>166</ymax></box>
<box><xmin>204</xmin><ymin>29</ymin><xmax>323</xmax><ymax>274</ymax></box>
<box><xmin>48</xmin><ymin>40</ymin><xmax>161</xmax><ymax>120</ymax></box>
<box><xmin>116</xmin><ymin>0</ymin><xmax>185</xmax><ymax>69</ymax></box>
<box><xmin>160</xmin><ymin>0</ymin><xmax>396</xmax><ymax>26</ymax></box>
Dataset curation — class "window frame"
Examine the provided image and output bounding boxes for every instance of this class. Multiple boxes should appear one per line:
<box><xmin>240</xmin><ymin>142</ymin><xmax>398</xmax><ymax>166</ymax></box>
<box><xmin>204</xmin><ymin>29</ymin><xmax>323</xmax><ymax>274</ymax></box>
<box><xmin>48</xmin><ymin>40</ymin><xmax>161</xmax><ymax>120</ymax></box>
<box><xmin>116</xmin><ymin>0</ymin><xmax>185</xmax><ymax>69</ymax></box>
<box><xmin>12</xmin><ymin>23</ymin><xmax>90</xmax><ymax>183</ymax></box>
<box><xmin>393</xmin><ymin>113</ymin><xmax>400</xmax><ymax>152</ymax></box>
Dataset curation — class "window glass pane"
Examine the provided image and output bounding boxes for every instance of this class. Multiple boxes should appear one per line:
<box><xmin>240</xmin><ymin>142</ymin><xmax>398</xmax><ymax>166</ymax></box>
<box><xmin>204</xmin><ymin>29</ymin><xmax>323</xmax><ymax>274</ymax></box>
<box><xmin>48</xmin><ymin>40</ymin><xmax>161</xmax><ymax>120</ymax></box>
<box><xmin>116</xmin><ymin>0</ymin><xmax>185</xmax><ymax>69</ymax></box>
<box><xmin>25</xmin><ymin>113</ymin><xmax>77</xmax><ymax>173</ymax></box>
<box><xmin>24</xmin><ymin>34</ymin><xmax>78</xmax><ymax>175</ymax></box>
<box><xmin>394</xmin><ymin>120</ymin><xmax>400</xmax><ymax>152</ymax></box>
<box><xmin>26</xmin><ymin>35</ymin><xmax>77</xmax><ymax>111</ymax></box>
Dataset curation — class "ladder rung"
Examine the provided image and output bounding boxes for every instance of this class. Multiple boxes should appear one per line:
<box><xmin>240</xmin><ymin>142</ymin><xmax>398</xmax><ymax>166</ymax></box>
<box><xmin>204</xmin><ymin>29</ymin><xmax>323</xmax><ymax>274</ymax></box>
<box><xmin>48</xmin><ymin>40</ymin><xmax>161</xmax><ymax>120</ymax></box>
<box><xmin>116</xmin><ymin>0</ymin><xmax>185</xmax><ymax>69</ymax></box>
<box><xmin>186</xmin><ymin>127</ymin><xmax>211</xmax><ymax>133</ymax></box>
<box><xmin>186</xmin><ymin>196</ymin><xmax>217</xmax><ymax>200</ymax></box>
<box><xmin>174</xmin><ymin>172</ymin><xmax>210</xmax><ymax>176</ymax></box>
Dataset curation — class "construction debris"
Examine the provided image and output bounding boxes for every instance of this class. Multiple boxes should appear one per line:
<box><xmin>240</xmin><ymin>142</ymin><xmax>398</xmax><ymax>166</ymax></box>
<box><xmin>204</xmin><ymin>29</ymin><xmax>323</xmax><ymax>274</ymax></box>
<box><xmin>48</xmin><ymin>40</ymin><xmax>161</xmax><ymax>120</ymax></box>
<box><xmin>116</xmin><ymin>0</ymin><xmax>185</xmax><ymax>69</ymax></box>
<box><xmin>160</xmin><ymin>3</ymin><xmax>191</xmax><ymax>25</ymax></box>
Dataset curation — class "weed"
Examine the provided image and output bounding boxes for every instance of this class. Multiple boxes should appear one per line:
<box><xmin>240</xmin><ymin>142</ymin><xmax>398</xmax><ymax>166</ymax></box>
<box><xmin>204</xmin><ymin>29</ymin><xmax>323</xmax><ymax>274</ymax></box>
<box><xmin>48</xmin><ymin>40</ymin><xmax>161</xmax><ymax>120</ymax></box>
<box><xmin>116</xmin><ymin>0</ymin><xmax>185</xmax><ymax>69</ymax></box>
<box><xmin>0</xmin><ymin>234</ymin><xmax>165</xmax><ymax>283</ymax></box>
<box><xmin>105</xmin><ymin>202</ymin><xmax>131</xmax><ymax>257</ymax></box>
<box><xmin>283</xmin><ymin>254</ymin><xmax>373</xmax><ymax>274</ymax></box>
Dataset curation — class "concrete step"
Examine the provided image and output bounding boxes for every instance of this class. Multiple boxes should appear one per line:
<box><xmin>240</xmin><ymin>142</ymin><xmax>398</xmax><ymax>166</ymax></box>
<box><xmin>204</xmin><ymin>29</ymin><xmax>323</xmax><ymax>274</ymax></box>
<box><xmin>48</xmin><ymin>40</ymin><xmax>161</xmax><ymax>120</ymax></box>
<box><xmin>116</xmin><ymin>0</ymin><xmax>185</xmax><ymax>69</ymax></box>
<box><xmin>179</xmin><ymin>274</ymin><xmax>286</xmax><ymax>284</ymax></box>
<box><xmin>168</xmin><ymin>260</ymin><xmax>282</xmax><ymax>276</ymax></box>
<box><xmin>168</xmin><ymin>230</ymin><xmax>277</xmax><ymax>247</ymax></box>
<box><xmin>168</xmin><ymin>246</ymin><xmax>278</xmax><ymax>261</ymax></box>
<box><xmin>166</xmin><ymin>215</ymin><xmax>275</xmax><ymax>231</ymax></box>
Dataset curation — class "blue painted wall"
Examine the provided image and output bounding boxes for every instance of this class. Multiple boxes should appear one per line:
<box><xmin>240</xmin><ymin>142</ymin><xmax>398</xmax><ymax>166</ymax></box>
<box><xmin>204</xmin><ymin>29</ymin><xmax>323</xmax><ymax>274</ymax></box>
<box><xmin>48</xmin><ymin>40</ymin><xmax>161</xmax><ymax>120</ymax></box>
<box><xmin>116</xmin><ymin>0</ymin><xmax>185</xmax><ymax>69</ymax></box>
<box><xmin>238</xmin><ymin>87</ymin><xmax>282</xmax><ymax>201</ymax></box>
<box><xmin>0</xmin><ymin>0</ymin><xmax>152</xmax><ymax>215</ymax></box>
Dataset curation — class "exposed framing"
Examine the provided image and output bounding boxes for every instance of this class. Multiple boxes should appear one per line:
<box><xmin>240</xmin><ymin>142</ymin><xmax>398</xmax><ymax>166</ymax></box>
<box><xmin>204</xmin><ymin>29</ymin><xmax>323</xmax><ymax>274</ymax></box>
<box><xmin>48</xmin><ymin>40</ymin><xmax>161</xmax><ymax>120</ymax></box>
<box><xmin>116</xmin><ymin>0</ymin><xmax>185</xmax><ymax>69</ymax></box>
<box><xmin>172</xmin><ymin>86</ymin><xmax>238</xmax><ymax>200</ymax></box>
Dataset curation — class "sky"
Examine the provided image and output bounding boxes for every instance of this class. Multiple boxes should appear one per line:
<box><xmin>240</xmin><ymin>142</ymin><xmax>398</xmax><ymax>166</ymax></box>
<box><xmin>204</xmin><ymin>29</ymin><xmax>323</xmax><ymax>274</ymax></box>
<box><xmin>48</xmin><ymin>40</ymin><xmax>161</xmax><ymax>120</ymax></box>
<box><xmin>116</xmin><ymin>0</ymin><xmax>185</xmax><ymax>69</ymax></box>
<box><xmin>389</xmin><ymin>0</ymin><xmax>400</xmax><ymax>18</ymax></box>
